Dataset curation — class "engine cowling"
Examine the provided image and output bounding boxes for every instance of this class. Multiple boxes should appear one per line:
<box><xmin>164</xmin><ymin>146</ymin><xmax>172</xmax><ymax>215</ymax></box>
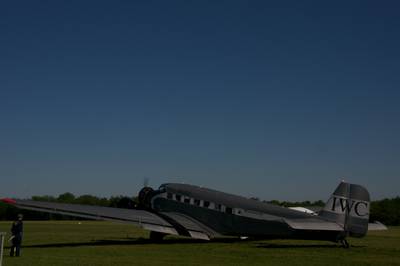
<box><xmin>137</xmin><ymin>186</ymin><xmax>155</xmax><ymax>209</ymax></box>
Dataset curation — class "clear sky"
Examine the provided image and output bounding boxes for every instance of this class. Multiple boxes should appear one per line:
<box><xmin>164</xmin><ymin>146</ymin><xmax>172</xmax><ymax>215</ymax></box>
<box><xmin>1</xmin><ymin>1</ymin><xmax>399</xmax><ymax>201</ymax></box>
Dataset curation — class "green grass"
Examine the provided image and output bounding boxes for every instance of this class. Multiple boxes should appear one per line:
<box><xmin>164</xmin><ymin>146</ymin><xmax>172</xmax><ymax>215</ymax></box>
<box><xmin>0</xmin><ymin>221</ymin><xmax>399</xmax><ymax>266</ymax></box>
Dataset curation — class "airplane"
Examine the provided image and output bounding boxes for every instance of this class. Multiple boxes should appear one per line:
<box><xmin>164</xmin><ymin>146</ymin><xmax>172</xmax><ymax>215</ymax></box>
<box><xmin>1</xmin><ymin>181</ymin><xmax>371</xmax><ymax>248</ymax></box>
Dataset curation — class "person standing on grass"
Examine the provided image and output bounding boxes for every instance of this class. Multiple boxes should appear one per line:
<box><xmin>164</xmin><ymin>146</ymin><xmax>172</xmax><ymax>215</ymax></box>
<box><xmin>10</xmin><ymin>214</ymin><xmax>23</xmax><ymax>257</ymax></box>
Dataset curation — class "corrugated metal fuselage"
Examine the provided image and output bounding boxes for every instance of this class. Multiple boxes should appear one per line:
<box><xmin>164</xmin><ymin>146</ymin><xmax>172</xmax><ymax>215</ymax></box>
<box><xmin>151</xmin><ymin>183</ymin><xmax>343</xmax><ymax>241</ymax></box>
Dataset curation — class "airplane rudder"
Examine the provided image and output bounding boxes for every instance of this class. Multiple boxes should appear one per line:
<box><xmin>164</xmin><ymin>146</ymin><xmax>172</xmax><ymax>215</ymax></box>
<box><xmin>347</xmin><ymin>183</ymin><xmax>370</xmax><ymax>237</ymax></box>
<box><xmin>319</xmin><ymin>182</ymin><xmax>370</xmax><ymax>237</ymax></box>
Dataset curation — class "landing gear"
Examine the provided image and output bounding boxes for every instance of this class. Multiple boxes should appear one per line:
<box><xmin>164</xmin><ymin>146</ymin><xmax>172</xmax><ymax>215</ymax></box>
<box><xmin>149</xmin><ymin>231</ymin><xmax>166</xmax><ymax>242</ymax></box>
<box><xmin>340</xmin><ymin>239</ymin><xmax>350</xmax><ymax>248</ymax></box>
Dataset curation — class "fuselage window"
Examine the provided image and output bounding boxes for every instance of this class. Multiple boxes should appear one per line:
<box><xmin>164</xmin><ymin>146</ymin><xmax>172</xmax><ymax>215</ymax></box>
<box><xmin>184</xmin><ymin>197</ymin><xmax>191</xmax><ymax>204</ymax></box>
<box><xmin>216</xmin><ymin>204</ymin><xmax>222</xmax><ymax>211</ymax></box>
<box><xmin>203</xmin><ymin>201</ymin><xmax>210</xmax><ymax>208</ymax></box>
<box><xmin>167</xmin><ymin>193</ymin><xmax>173</xmax><ymax>199</ymax></box>
<box><xmin>226</xmin><ymin>207</ymin><xmax>233</xmax><ymax>214</ymax></box>
<box><xmin>175</xmin><ymin>194</ymin><xmax>182</xmax><ymax>202</ymax></box>
<box><xmin>194</xmin><ymin>199</ymin><xmax>201</xmax><ymax>206</ymax></box>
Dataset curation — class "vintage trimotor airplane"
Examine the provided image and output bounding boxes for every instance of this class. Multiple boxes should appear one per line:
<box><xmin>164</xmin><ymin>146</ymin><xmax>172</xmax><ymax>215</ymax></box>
<box><xmin>1</xmin><ymin>181</ymin><xmax>372</xmax><ymax>248</ymax></box>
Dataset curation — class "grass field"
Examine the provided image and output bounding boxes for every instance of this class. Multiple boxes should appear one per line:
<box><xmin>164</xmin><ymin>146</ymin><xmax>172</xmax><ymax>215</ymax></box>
<box><xmin>0</xmin><ymin>221</ymin><xmax>399</xmax><ymax>266</ymax></box>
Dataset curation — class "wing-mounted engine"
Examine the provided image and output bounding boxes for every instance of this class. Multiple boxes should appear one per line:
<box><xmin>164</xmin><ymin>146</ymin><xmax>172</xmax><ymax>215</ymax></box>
<box><xmin>137</xmin><ymin>186</ymin><xmax>155</xmax><ymax>209</ymax></box>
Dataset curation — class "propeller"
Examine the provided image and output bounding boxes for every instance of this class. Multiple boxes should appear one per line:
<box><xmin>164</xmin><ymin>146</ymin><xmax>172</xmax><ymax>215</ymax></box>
<box><xmin>143</xmin><ymin>177</ymin><xmax>149</xmax><ymax>188</ymax></box>
<box><xmin>138</xmin><ymin>177</ymin><xmax>153</xmax><ymax>209</ymax></box>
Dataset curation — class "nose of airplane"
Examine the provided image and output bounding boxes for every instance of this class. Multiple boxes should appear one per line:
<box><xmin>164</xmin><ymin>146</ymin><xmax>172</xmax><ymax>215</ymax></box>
<box><xmin>137</xmin><ymin>186</ymin><xmax>155</xmax><ymax>209</ymax></box>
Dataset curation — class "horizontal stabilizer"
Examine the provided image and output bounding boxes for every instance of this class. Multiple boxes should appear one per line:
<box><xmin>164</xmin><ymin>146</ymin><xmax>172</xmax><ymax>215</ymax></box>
<box><xmin>368</xmin><ymin>221</ymin><xmax>388</xmax><ymax>231</ymax></box>
<box><xmin>285</xmin><ymin>218</ymin><xmax>344</xmax><ymax>231</ymax></box>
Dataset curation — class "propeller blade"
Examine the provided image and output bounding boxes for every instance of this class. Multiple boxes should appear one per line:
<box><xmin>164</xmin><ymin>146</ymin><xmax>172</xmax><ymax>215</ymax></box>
<box><xmin>143</xmin><ymin>177</ymin><xmax>149</xmax><ymax>187</ymax></box>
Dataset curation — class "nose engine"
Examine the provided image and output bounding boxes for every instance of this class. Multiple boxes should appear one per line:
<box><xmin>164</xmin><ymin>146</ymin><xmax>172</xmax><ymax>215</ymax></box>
<box><xmin>137</xmin><ymin>186</ymin><xmax>155</xmax><ymax>209</ymax></box>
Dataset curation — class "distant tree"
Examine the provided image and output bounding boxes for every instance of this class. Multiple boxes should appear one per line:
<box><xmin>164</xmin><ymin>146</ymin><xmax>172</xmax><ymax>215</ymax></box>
<box><xmin>57</xmin><ymin>192</ymin><xmax>75</xmax><ymax>203</ymax></box>
<box><xmin>109</xmin><ymin>196</ymin><xmax>123</xmax><ymax>208</ymax></box>
<box><xmin>313</xmin><ymin>200</ymin><xmax>325</xmax><ymax>207</ymax></box>
<box><xmin>117</xmin><ymin>197</ymin><xmax>136</xmax><ymax>209</ymax></box>
<box><xmin>75</xmin><ymin>195</ymin><xmax>107</xmax><ymax>206</ymax></box>
<box><xmin>370</xmin><ymin>197</ymin><xmax>400</xmax><ymax>225</ymax></box>
<box><xmin>266</xmin><ymin>200</ymin><xmax>281</xmax><ymax>206</ymax></box>
<box><xmin>32</xmin><ymin>195</ymin><xmax>57</xmax><ymax>202</ymax></box>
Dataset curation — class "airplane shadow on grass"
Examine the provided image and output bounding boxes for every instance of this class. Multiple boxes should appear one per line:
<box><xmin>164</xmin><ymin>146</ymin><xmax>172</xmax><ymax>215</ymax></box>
<box><xmin>255</xmin><ymin>243</ymin><xmax>365</xmax><ymax>249</ymax></box>
<box><xmin>19</xmin><ymin>238</ymin><xmax>365</xmax><ymax>249</ymax></box>
<box><xmin>21</xmin><ymin>238</ymin><xmax>217</xmax><ymax>248</ymax></box>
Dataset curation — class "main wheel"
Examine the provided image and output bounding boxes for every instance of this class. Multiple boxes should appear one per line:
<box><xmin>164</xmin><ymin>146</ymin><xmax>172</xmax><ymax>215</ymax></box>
<box><xmin>149</xmin><ymin>231</ymin><xmax>166</xmax><ymax>242</ymax></box>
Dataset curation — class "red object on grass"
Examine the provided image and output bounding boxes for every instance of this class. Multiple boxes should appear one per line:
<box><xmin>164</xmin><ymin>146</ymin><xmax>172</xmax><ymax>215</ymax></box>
<box><xmin>1</xmin><ymin>198</ymin><xmax>16</xmax><ymax>204</ymax></box>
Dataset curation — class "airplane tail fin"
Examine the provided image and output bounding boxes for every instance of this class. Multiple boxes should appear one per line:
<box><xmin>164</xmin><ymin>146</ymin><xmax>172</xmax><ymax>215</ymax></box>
<box><xmin>319</xmin><ymin>182</ymin><xmax>370</xmax><ymax>237</ymax></box>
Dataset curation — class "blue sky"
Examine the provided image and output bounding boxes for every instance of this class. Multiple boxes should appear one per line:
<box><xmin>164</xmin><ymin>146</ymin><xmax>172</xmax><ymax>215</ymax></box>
<box><xmin>1</xmin><ymin>1</ymin><xmax>399</xmax><ymax>201</ymax></box>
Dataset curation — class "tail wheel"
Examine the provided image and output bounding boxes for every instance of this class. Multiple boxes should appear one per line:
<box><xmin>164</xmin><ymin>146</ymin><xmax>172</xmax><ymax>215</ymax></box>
<box><xmin>149</xmin><ymin>231</ymin><xmax>166</xmax><ymax>242</ymax></box>
<box><xmin>340</xmin><ymin>239</ymin><xmax>350</xmax><ymax>248</ymax></box>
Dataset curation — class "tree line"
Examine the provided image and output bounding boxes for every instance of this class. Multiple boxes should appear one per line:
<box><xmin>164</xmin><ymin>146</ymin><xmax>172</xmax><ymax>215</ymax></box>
<box><xmin>0</xmin><ymin>193</ymin><xmax>137</xmax><ymax>221</ymax></box>
<box><xmin>1</xmin><ymin>193</ymin><xmax>399</xmax><ymax>225</ymax></box>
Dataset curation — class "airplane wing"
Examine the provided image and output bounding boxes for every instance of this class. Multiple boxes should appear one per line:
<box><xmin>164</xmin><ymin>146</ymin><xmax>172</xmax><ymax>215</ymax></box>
<box><xmin>1</xmin><ymin>198</ymin><xmax>178</xmax><ymax>235</ymax></box>
<box><xmin>284</xmin><ymin>218</ymin><xmax>344</xmax><ymax>231</ymax></box>
<box><xmin>0</xmin><ymin>198</ymin><xmax>212</xmax><ymax>239</ymax></box>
